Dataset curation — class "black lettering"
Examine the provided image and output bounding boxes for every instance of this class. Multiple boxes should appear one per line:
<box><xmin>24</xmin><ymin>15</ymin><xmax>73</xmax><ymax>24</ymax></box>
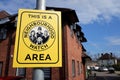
<box><xmin>41</xmin><ymin>46</ymin><xmax>44</xmax><ymax>49</ymax></box>
<box><xmin>28</xmin><ymin>14</ymin><xmax>40</xmax><ymax>18</ymax></box>
<box><xmin>25</xmin><ymin>54</ymin><xmax>31</xmax><ymax>60</ymax></box>
<box><xmin>30</xmin><ymin>44</ymin><xmax>48</xmax><ymax>50</ymax></box>
<box><xmin>42</xmin><ymin>15</ymin><xmax>47</xmax><ymax>19</ymax></box>
<box><xmin>25</xmin><ymin>53</ymin><xmax>51</xmax><ymax>61</ymax></box>
<box><xmin>48</xmin><ymin>16</ymin><xmax>52</xmax><ymax>19</ymax></box>
<box><xmin>26</xmin><ymin>23</ymin><xmax>33</xmax><ymax>31</ymax></box>
<box><xmin>39</xmin><ymin>54</ymin><xmax>44</xmax><ymax>60</ymax></box>
<box><xmin>45</xmin><ymin>54</ymin><xmax>51</xmax><ymax>60</ymax></box>
<box><xmin>41</xmin><ymin>44</ymin><xmax>48</xmax><ymax>49</ymax></box>
<box><xmin>33</xmin><ymin>54</ymin><xmax>38</xmax><ymax>60</ymax></box>
<box><xmin>24</xmin><ymin>32</ymin><xmax>28</xmax><ymax>38</ymax></box>
<box><xmin>42</xmin><ymin>22</ymin><xmax>47</xmax><ymax>26</ymax></box>
<box><xmin>30</xmin><ymin>44</ymin><xmax>34</xmax><ymax>49</ymax></box>
<box><xmin>34</xmin><ymin>46</ymin><xmax>37</xmax><ymax>49</ymax></box>
<box><xmin>44</xmin><ymin>44</ymin><xmax>48</xmax><ymax>48</ymax></box>
<box><xmin>33</xmin><ymin>22</ymin><xmax>37</xmax><ymax>26</ymax></box>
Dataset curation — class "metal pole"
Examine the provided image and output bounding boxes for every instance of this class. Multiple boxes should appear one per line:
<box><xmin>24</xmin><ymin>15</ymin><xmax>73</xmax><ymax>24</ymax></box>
<box><xmin>33</xmin><ymin>68</ymin><xmax>44</xmax><ymax>80</ymax></box>
<box><xmin>33</xmin><ymin>0</ymin><xmax>46</xmax><ymax>80</ymax></box>
<box><xmin>36</xmin><ymin>0</ymin><xmax>46</xmax><ymax>10</ymax></box>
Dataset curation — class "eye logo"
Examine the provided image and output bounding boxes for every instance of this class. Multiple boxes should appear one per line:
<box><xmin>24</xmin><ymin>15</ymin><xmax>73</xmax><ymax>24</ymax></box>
<box><xmin>23</xmin><ymin>20</ymin><xmax>56</xmax><ymax>51</ymax></box>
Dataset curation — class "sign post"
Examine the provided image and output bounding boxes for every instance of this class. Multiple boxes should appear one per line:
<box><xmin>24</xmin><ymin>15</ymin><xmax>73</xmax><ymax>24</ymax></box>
<box><xmin>13</xmin><ymin>0</ymin><xmax>62</xmax><ymax>80</ymax></box>
<box><xmin>34</xmin><ymin>0</ymin><xmax>45</xmax><ymax>80</ymax></box>
<box><xmin>36</xmin><ymin>0</ymin><xmax>46</xmax><ymax>10</ymax></box>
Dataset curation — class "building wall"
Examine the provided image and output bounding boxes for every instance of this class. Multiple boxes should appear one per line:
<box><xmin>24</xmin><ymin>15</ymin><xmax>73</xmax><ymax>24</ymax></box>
<box><xmin>8</xmin><ymin>32</ymin><xmax>16</xmax><ymax>76</ymax></box>
<box><xmin>51</xmin><ymin>68</ymin><xmax>60</xmax><ymax>80</ymax></box>
<box><xmin>98</xmin><ymin>59</ymin><xmax>117</xmax><ymax>66</ymax></box>
<box><xmin>0</xmin><ymin>36</ymin><xmax>9</xmax><ymax>76</ymax></box>
<box><xmin>0</xmin><ymin>29</ymin><xmax>33</xmax><ymax>79</ymax></box>
<box><xmin>0</xmin><ymin>30</ymin><xmax>12</xmax><ymax>76</ymax></box>
<box><xmin>0</xmin><ymin>18</ymin><xmax>85</xmax><ymax>80</ymax></box>
<box><xmin>64</xmin><ymin>24</ymin><xmax>84</xmax><ymax>80</ymax></box>
<box><xmin>0</xmin><ymin>25</ymin><xmax>85</xmax><ymax>80</ymax></box>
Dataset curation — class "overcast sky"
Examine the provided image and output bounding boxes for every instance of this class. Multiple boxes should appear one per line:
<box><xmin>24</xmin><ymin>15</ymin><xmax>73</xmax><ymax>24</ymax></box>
<box><xmin>1</xmin><ymin>0</ymin><xmax>120</xmax><ymax>57</ymax></box>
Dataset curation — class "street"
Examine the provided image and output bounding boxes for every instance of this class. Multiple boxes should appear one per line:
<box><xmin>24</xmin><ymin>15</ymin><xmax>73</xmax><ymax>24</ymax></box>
<box><xmin>88</xmin><ymin>71</ymin><xmax>120</xmax><ymax>80</ymax></box>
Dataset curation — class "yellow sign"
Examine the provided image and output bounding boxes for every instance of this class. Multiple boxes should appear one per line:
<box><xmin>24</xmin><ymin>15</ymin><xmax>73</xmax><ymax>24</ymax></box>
<box><xmin>13</xmin><ymin>9</ymin><xmax>62</xmax><ymax>67</ymax></box>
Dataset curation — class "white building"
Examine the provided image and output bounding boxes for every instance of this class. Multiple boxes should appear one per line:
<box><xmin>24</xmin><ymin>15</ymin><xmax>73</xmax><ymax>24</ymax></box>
<box><xmin>98</xmin><ymin>53</ymin><xmax>117</xmax><ymax>66</ymax></box>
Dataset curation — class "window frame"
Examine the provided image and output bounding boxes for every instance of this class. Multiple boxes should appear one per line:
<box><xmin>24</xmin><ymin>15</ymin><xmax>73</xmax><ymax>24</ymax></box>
<box><xmin>77</xmin><ymin>61</ymin><xmax>80</xmax><ymax>75</ymax></box>
<box><xmin>0</xmin><ymin>28</ymin><xmax>7</xmax><ymax>40</ymax></box>
<box><xmin>0</xmin><ymin>62</ymin><xmax>3</xmax><ymax>76</ymax></box>
<box><xmin>16</xmin><ymin>68</ymin><xmax>26</xmax><ymax>77</ymax></box>
<box><xmin>80</xmin><ymin>62</ymin><xmax>82</xmax><ymax>74</ymax></box>
<box><xmin>72</xmin><ymin>60</ymin><xmax>76</xmax><ymax>77</ymax></box>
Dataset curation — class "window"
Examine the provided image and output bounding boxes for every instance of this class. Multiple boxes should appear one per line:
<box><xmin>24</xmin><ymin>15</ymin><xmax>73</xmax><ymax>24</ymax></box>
<box><xmin>72</xmin><ymin>60</ymin><xmax>76</xmax><ymax>77</ymax></box>
<box><xmin>0</xmin><ymin>62</ymin><xmax>3</xmax><ymax>76</ymax></box>
<box><xmin>77</xmin><ymin>31</ymin><xmax>80</xmax><ymax>36</ymax></box>
<box><xmin>70</xmin><ymin>24</ymin><xmax>74</xmax><ymax>30</ymax></box>
<box><xmin>16</xmin><ymin>68</ymin><xmax>26</xmax><ymax>77</ymax></box>
<box><xmin>77</xmin><ymin>61</ymin><xmax>80</xmax><ymax>75</ymax></box>
<box><xmin>42</xmin><ymin>68</ymin><xmax>51</xmax><ymax>80</ymax></box>
<box><xmin>0</xmin><ymin>28</ymin><xmax>7</xmax><ymax>40</ymax></box>
<box><xmin>0</xmin><ymin>18</ymin><xmax>10</xmax><ymax>24</ymax></box>
<box><xmin>70</xmin><ymin>25</ymin><xmax>74</xmax><ymax>37</ymax></box>
<box><xmin>14</xmin><ymin>17</ymin><xmax>18</xmax><ymax>27</ymax></box>
<box><xmin>80</xmin><ymin>63</ymin><xmax>82</xmax><ymax>73</ymax></box>
<box><xmin>70</xmin><ymin>23</ymin><xmax>76</xmax><ymax>37</ymax></box>
<box><xmin>33</xmin><ymin>68</ymin><xmax>51</xmax><ymax>80</ymax></box>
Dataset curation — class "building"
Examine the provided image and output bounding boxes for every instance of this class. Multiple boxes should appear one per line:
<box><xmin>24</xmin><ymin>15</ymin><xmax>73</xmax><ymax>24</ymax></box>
<box><xmin>82</xmin><ymin>51</ymin><xmax>91</xmax><ymax>79</ymax></box>
<box><xmin>0</xmin><ymin>7</ymin><xmax>89</xmax><ymax>80</ymax></box>
<box><xmin>98</xmin><ymin>53</ymin><xmax>117</xmax><ymax>67</ymax></box>
<box><xmin>0</xmin><ymin>10</ymin><xmax>17</xmax><ymax>77</ymax></box>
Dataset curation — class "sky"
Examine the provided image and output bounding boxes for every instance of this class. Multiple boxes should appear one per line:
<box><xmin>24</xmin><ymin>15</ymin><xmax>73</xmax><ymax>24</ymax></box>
<box><xmin>0</xmin><ymin>0</ymin><xmax>120</xmax><ymax>58</ymax></box>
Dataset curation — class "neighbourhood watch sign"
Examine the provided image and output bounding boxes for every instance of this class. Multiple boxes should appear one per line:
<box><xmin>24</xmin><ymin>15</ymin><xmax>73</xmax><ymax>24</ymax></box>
<box><xmin>13</xmin><ymin>9</ymin><xmax>62</xmax><ymax>67</ymax></box>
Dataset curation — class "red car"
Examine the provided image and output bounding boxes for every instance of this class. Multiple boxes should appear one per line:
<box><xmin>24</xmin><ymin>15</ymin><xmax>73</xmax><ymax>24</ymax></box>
<box><xmin>0</xmin><ymin>76</ymin><xmax>24</xmax><ymax>80</ymax></box>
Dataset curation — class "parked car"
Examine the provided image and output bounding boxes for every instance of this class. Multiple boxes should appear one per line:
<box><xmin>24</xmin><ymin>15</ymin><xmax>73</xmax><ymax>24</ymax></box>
<box><xmin>98</xmin><ymin>67</ymin><xmax>108</xmax><ymax>72</ymax></box>
<box><xmin>94</xmin><ymin>66</ymin><xmax>99</xmax><ymax>71</ymax></box>
<box><xmin>0</xmin><ymin>76</ymin><xmax>24</xmax><ymax>80</ymax></box>
<box><xmin>108</xmin><ymin>67</ymin><xmax>115</xmax><ymax>73</ymax></box>
<box><xmin>90</xmin><ymin>66</ymin><xmax>95</xmax><ymax>71</ymax></box>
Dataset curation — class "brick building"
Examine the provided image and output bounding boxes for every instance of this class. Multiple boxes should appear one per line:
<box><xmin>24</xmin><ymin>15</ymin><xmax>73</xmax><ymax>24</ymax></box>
<box><xmin>0</xmin><ymin>7</ymin><xmax>89</xmax><ymax>80</ymax></box>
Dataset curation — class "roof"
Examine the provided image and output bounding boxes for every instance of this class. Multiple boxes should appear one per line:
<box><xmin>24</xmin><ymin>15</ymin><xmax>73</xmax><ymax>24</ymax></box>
<box><xmin>117</xmin><ymin>58</ymin><xmax>120</xmax><ymax>64</ymax></box>
<box><xmin>0</xmin><ymin>10</ymin><xmax>10</xmax><ymax>19</ymax></box>
<box><xmin>46</xmin><ymin>7</ymin><xmax>79</xmax><ymax>23</ymax></box>
<box><xmin>0</xmin><ymin>7</ymin><xmax>79</xmax><ymax>24</ymax></box>
<box><xmin>47</xmin><ymin>7</ymin><xmax>87</xmax><ymax>42</ymax></box>
<box><xmin>73</xmin><ymin>24</ymin><xmax>82</xmax><ymax>32</ymax></box>
<box><xmin>98</xmin><ymin>53</ymin><xmax>116</xmax><ymax>60</ymax></box>
<box><xmin>82</xmin><ymin>52</ymin><xmax>91</xmax><ymax>60</ymax></box>
<box><xmin>0</xmin><ymin>7</ymin><xmax>80</xmax><ymax>30</ymax></box>
<box><xmin>0</xmin><ymin>7</ymin><xmax>79</xmax><ymax>23</ymax></box>
<box><xmin>81</xmin><ymin>44</ymin><xmax>86</xmax><ymax>51</ymax></box>
<box><xmin>72</xmin><ymin>24</ymin><xmax>87</xmax><ymax>42</ymax></box>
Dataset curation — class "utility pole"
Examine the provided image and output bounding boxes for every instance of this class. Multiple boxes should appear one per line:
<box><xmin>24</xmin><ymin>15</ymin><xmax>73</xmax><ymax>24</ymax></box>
<box><xmin>33</xmin><ymin>0</ymin><xmax>46</xmax><ymax>80</ymax></box>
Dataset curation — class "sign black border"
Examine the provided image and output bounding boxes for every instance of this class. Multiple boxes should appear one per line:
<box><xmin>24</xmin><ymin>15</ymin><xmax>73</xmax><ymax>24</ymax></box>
<box><xmin>16</xmin><ymin>11</ymin><xmax>60</xmax><ymax>64</ymax></box>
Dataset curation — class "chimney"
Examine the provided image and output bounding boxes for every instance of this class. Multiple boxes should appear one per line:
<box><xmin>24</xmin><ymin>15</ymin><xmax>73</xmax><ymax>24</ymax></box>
<box><xmin>110</xmin><ymin>52</ymin><xmax>112</xmax><ymax>56</ymax></box>
<box><xmin>101</xmin><ymin>53</ymin><xmax>103</xmax><ymax>56</ymax></box>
